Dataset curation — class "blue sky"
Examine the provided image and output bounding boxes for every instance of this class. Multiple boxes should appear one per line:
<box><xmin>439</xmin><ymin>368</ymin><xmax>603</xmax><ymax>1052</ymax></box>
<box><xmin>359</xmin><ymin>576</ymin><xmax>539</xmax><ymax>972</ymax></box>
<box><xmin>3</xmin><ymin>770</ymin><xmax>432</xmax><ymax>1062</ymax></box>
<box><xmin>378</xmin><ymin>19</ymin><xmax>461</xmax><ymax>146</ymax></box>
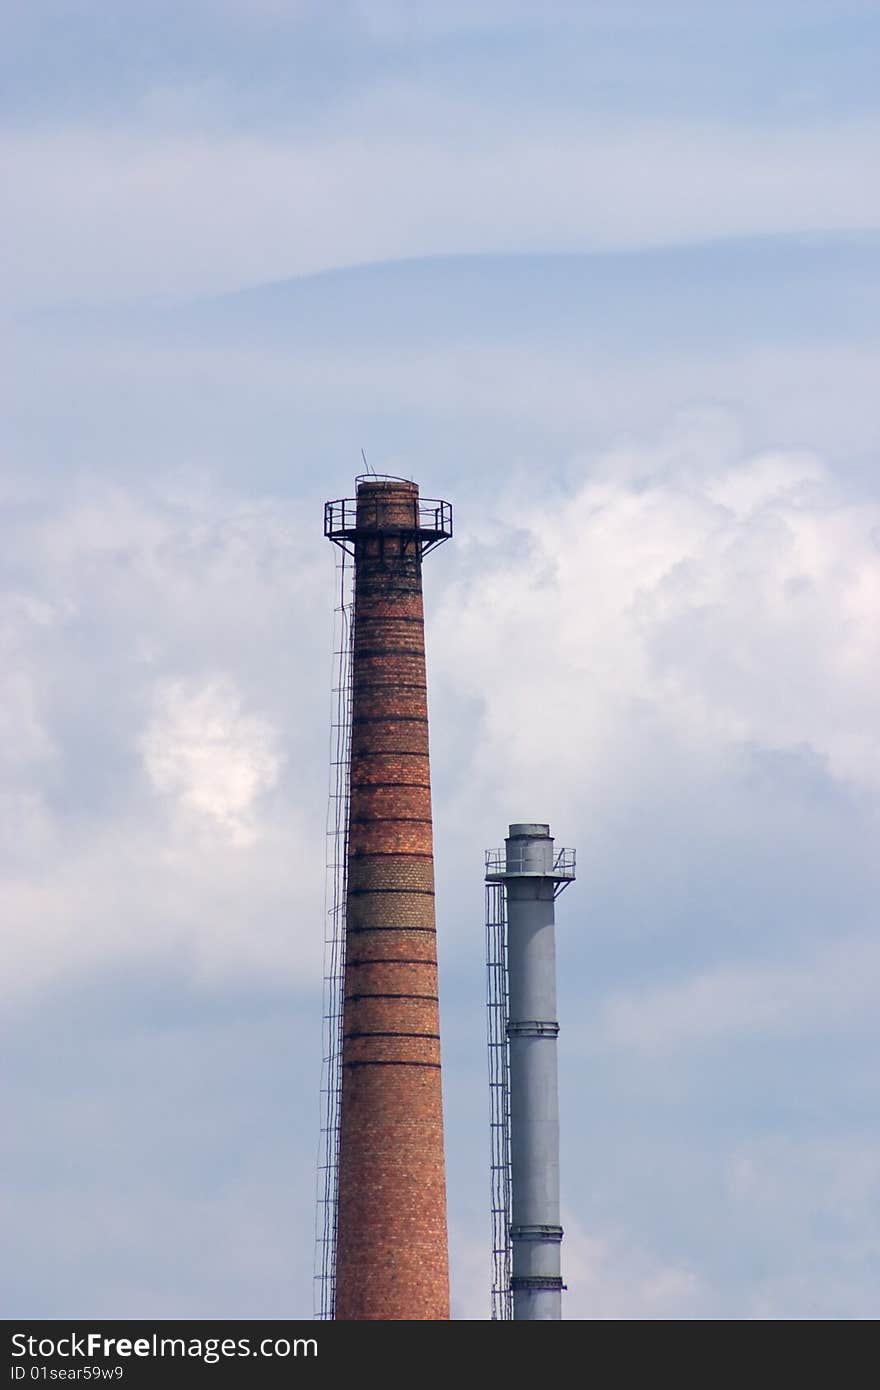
<box><xmin>2</xmin><ymin>3</ymin><xmax>879</xmax><ymax>1319</ymax></box>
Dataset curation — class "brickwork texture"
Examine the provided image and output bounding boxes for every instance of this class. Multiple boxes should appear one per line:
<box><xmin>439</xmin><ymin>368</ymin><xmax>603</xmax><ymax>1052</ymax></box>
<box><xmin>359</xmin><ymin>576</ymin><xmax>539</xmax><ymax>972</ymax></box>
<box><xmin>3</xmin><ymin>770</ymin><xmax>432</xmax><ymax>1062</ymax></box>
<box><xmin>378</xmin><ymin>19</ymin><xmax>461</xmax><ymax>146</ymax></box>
<box><xmin>334</xmin><ymin>478</ymin><xmax>451</xmax><ymax>1321</ymax></box>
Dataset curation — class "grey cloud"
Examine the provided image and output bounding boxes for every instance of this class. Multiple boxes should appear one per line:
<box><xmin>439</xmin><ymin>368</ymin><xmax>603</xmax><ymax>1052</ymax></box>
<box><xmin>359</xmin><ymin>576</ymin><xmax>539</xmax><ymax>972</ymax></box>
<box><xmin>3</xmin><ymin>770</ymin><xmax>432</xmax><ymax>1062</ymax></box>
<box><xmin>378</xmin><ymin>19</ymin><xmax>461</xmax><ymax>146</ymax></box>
<box><xmin>4</xmin><ymin>116</ymin><xmax>880</xmax><ymax>308</ymax></box>
<box><xmin>1</xmin><ymin>979</ymin><xmax>318</xmax><ymax>1317</ymax></box>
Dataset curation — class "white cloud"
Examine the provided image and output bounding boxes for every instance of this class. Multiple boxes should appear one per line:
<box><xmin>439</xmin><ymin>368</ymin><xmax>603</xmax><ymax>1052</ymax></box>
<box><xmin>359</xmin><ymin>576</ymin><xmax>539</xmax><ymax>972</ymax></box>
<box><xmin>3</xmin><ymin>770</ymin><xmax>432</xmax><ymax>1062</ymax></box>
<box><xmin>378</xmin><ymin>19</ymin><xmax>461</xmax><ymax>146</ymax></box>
<box><xmin>141</xmin><ymin>676</ymin><xmax>282</xmax><ymax>845</ymax></box>
<box><xmin>0</xmin><ymin>594</ymin><xmax>63</xmax><ymax>769</ymax></box>
<box><xmin>432</xmin><ymin>431</ymin><xmax>880</xmax><ymax>831</ymax></box>
<box><xmin>5</xmin><ymin>428</ymin><xmax>878</xmax><ymax>1019</ymax></box>
<box><xmin>1</xmin><ymin>814</ymin><xmax>322</xmax><ymax>1007</ymax></box>
<box><xmin>2</xmin><ymin>423</ymin><xmax>878</xmax><ymax>1319</ymax></box>
<box><xmin>0</xmin><ymin>482</ymin><xmax>327</xmax><ymax>1009</ymax></box>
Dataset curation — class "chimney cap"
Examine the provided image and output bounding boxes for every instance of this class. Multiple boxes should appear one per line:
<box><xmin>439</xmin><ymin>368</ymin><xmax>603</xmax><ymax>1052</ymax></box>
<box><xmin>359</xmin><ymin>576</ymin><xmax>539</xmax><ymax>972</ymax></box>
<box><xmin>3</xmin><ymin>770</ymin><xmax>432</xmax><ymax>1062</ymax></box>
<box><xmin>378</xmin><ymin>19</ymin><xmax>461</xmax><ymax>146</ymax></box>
<box><xmin>507</xmin><ymin>823</ymin><xmax>551</xmax><ymax>840</ymax></box>
<box><xmin>355</xmin><ymin>473</ymin><xmax>418</xmax><ymax>492</ymax></box>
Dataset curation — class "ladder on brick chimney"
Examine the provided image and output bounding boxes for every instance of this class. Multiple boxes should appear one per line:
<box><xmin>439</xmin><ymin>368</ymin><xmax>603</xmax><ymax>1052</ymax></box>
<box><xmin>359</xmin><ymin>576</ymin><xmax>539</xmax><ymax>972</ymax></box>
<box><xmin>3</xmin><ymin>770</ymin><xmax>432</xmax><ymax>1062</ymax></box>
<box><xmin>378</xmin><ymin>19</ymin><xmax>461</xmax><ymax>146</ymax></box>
<box><xmin>314</xmin><ymin>547</ymin><xmax>354</xmax><ymax>1320</ymax></box>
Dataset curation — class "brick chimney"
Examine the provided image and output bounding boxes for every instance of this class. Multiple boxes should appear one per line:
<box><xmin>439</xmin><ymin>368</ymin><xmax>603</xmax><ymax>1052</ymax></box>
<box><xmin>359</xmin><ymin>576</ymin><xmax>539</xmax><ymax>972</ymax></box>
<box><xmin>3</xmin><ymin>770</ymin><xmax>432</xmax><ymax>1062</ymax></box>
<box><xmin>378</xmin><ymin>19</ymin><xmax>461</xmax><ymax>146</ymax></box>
<box><xmin>327</xmin><ymin>477</ymin><xmax>452</xmax><ymax>1320</ymax></box>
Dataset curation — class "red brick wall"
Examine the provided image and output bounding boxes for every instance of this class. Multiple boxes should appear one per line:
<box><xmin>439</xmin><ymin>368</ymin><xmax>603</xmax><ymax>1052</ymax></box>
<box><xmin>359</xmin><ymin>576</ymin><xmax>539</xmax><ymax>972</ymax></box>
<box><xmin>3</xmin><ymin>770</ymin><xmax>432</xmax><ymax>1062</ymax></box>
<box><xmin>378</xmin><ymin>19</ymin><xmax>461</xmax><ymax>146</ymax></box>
<box><xmin>334</xmin><ymin>479</ymin><xmax>450</xmax><ymax>1321</ymax></box>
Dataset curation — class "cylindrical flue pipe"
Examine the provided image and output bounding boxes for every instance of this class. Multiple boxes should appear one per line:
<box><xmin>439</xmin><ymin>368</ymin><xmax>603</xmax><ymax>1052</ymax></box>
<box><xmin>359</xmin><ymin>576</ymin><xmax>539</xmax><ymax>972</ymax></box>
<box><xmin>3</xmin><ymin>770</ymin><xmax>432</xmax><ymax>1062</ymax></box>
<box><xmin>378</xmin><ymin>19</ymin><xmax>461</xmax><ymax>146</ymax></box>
<box><xmin>504</xmin><ymin>822</ymin><xmax>574</xmax><ymax>1320</ymax></box>
<box><xmin>325</xmin><ymin>477</ymin><xmax>452</xmax><ymax>1321</ymax></box>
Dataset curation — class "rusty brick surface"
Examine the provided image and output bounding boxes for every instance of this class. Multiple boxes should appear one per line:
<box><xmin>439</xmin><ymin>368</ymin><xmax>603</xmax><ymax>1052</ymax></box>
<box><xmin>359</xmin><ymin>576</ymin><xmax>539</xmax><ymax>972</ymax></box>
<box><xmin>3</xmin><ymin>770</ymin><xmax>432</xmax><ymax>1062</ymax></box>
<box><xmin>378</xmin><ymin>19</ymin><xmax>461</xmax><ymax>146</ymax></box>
<box><xmin>344</xmin><ymin>959</ymin><xmax>438</xmax><ymax>995</ymax></box>
<box><xmin>351</xmin><ymin>752</ymin><xmax>431</xmax><ymax>786</ymax></box>
<box><xmin>347</xmin><ymin>854</ymin><xmax>434</xmax><ymax>893</ymax></box>
<box><xmin>343</xmin><ymin>1033</ymin><xmax>441</xmax><ymax>1067</ymax></box>
<box><xmin>346</xmin><ymin>927</ymin><xmax>439</xmax><ymax>963</ymax></box>
<box><xmin>347</xmin><ymin>892</ymin><xmax>436</xmax><ymax>930</ymax></box>
<box><xmin>348</xmin><ymin>819</ymin><xmax>434</xmax><ymax>857</ymax></box>
<box><xmin>350</xmin><ymin>722</ymin><xmax>430</xmax><ymax>757</ymax></box>
<box><xmin>334</xmin><ymin>478</ymin><xmax>450</xmax><ymax>1322</ymax></box>
<box><xmin>336</xmin><ymin>1064</ymin><xmax>448</xmax><ymax>1321</ymax></box>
